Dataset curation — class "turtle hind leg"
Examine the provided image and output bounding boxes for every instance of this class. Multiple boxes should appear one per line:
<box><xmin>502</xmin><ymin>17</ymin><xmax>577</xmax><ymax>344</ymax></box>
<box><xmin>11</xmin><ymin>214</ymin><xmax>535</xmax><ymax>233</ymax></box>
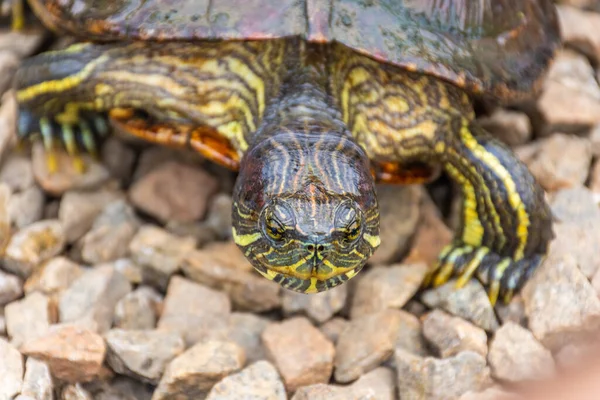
<box><xmin>17</xmin><ymin>108</ymin><xmax>110</xmax><ymax>173</ymax></box>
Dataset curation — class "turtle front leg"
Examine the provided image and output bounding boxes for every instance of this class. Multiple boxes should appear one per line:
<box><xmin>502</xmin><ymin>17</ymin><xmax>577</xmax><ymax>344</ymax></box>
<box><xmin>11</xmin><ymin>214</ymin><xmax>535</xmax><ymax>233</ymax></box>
<box><xmin>426</xmin><ymin>118</ymin><xmax>553</xmax><ymax>304</ymax></box>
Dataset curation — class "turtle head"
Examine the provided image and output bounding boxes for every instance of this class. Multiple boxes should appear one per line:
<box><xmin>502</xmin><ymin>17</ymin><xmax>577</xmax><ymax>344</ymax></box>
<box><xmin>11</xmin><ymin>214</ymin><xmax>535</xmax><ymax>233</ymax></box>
<box><xmin>232</xmin><ymin>133</ymin><xmax>380</xmax><ymax>293</ymax></box>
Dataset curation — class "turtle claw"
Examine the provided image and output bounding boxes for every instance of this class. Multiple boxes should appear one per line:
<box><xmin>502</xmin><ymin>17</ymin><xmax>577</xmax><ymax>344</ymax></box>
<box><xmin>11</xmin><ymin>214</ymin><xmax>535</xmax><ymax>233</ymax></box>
<box><xmin>426</xmin><ymin>244</ymin><xmax>545</xmax><ymax>306</ymax></box>
<box><xmin>17</xmin><ymin>110</ymin><xmax>109</xmax><ymax>174</ymax></box>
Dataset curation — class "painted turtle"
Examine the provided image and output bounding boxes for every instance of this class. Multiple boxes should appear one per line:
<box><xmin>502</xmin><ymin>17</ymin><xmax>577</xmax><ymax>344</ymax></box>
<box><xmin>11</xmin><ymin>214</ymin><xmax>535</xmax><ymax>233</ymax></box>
<box><xmin>12</xmin><ymin>0</ymin><xmax>560</xmax><ymax>304</ymax></box>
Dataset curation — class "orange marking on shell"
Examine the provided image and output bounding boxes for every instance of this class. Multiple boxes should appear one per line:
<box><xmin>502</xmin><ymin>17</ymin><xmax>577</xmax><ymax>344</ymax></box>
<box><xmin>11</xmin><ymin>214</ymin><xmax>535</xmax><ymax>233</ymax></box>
<box><xmin>371</xmin><ymin>161</ymin><xmax>440</xmax><ymax>185</ymax></box>
<box><xmin>189</xmin><ymin>127</ymin><xmax>239</xmax><ymax>171</ymax></box>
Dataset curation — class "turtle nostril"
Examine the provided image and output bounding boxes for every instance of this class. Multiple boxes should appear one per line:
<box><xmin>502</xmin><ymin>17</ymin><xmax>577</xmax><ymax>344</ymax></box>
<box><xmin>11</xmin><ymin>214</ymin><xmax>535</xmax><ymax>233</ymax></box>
<box><xmin>307</xmin><ymin>244</ymin><xmax>315</xmax><ymax>252</ymax></box>
<box><xmin>317</xmin><ymin>244</ymin><xmax>325</xmax><ymax>252</ymax></box>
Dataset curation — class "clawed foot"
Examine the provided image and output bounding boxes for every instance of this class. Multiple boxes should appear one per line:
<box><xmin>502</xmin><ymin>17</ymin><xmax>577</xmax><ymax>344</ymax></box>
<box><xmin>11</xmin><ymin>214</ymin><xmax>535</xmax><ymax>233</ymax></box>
<box><xmin>17</xmin><ymin>109</ymin><xmax>110</xmax><ymax>173</ymax></box>
<box><xmin>424</xmin><ymin>243</ymin><xmax>545</xmax><ymax>306</ymax></box>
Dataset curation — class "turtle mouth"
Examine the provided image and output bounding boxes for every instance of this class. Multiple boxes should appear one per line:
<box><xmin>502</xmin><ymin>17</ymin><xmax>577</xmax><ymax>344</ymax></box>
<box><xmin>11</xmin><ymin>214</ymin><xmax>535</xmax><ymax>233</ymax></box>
<box><xmin>254</xmin><ymin>264</ymin><xmax>363</xmax><ymax>293</ymax></box>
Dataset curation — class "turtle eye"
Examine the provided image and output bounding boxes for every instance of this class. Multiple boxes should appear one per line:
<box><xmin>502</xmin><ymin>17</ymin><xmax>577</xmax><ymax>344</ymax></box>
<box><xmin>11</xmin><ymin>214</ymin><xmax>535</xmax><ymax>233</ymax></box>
<box><xmin>344</xmin><ymin>219</ymin><xmax>361</xmax><ymax>242</ymax></box>
<box><xmin>266</xmin><ymin>217</ymin><xmax>286</xmax><ymax>241</ymax></box>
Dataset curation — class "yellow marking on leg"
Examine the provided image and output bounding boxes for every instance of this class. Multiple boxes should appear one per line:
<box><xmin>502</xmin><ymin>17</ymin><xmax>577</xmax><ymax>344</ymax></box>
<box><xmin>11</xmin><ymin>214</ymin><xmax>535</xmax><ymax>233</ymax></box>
<box><xmin>455</xmin><ymin>247</ymin><xmax>489</xmax><ymax>288</ymax></box>
<box><xmin>11</xmin><ymin>0</ymin><xmax>24</xmax><ymax>30</ymax></box>
<box><xmin>231</xmin><ymin>228</ymin><xmax>262</xmax><ymax>247</ymax></box>
<box><xmin>459</xmin><ymin>122</ymin><xmax>529</xmax><ymax>260</ymax></box>
<box><xmin>433</xmin><ymin>246</ymin><xmax>472</xmax><ymax>287</ymax></box>
<box><xmin>364</xmin><ymin>233</ymin><xmax>381</xmax><ymax>249</ymax></box>
<box><xmin>487</xmin><ymin>258</ymin><xmax>511</xmax><ymax>306</ymax></box>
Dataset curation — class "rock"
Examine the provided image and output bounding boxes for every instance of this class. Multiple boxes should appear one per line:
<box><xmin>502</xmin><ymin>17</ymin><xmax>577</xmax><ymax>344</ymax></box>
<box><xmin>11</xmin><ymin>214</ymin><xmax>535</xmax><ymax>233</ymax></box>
<box><xmin>393</xmin><ymin>311</ymin><xmax>429</xmax><ymax>358</ymax></box>
<box><xmin>0</xmin><ymin>28</ymin><xmax>46</xmax><ymax>57</ymax></box>
<box><xmin>0</xmin><ymin>183</ymin><xmax>9</xmax><ymax>252</ymax></box>
<box><xmin>0</xmin><ymin>155</ymin><xmax>35</xmax><ymax>192</ymax></box>
<box><xmin>488</xmin><ymin>322</ymin><xmax>555</xmax><ymax>383</ymax></box>
<box><xmin>129</xmin><ymin>160</ymin><xmax>219</xmax><ymax>223</ymax></box>
<box><xmin>282</xmin><ymin>285</ymin><xmax>346</xmax><ymax>324</ymax></box>
<box><xmin>319</xmin><ymin>318</ymin><xmax>350</xmax><ymax>345</ymax></box>
<box><xmin>525</xmin><ymin>133</ymin><xmax>592</xmax><ymax>191</ymax></box>
<box><xmin>61</xmin><ymin>384</ymin><xmax>94</xmax><ymax>400</ymax></box>
<box><xmin>459</xmin><ymin>388</ymin><xmax>520</xmax><ymax>400</ymax></box>
<box><xmin>113</xmin><ymin>286</ymin><xmax>162</xmax><ymax>330</ymax></box>
<box><xmin>21</xmin><ymin>324</ymin><xmax>106</xmax><ymax>383</ymax></box>
<box><xmin>292</xmin><ymin>367</ymin><xmax>396</xmax><ymax>400</ymax></box>
<box><xmin>79</xmin><ymin>199</ymin><xmax>141</xmax><ymax>264</ymax></box>
<box><xmin>591</xmin><ymin>124</ymin><xmax>600</xmax><ymax>157</ymax></box>
<box><xmin>8</xmin><ymin>184</ymin><xmax>44</xmax><ymax>228</ymax></box>
<box><xmin>590</xmin><ymin>160</ymin><xmax>600</xmax><ymax>200</ymax></box>
<box><xmin>0</xmin><ymin>269</ymin><xmax>22</xmax><ymax>306</ymax></box>
<box><xmin>368</xmin><ymin>185</ymin><xmax>421</xmax><ymax>264</ymax></box>
<box><xmin>0</xmin><ymin>338</ymin><xmax>23</xmax><ymax>400</ymax></box>
<box><xmin>104</xmin><ymin>329</ymin><xmax>185</xmax><ymax>384</ymax></box>
<box><xmin>24</xmin><ymin>256</ymin><xmax>82</xmax><ymax>296</ymax></box>
<box><xmin>5</xmin><ymin>292</ymin><xmax>54</xmax><ymax>347</ymax></box>
<box><xmin>207</xmin><ymin>360</ymin><xmax>286</xmax><ymax>400</ymax></box>
<box><xmin>129</xmin><ymin>225</ymin><xmax>196</xmax><ymax>291</ymax></box>
<box><xmin>0</xmin><ymin>51</ymin><xmax>18</xmax><ymax>95</ymax></box>
<box><xmin>157</xmin><ymin>276</ymin><xmax>231</xmax><ymax>346</ymax></box>
<box><xmin>422</xmin><ymin>309</ymin><xmax>488</xmax><ymax>358</ymax></box>
<box><xmin>495</xmin><ymin>295</ymin><xmax>528</xmax><ymax>327</ymax></box>
<box><xmin>112</xmin><ymin>258</ymin><xmax>143</xmax><ymax>285</ymax></box>
<box><xmin>153</xmin><ymin>339</ymin><xmax>245</xmax><ymax>400</ymax></box>
<box><xmin>421</xmin><ymin>279</ymin><xmax>499</xmax><ymax>332</ymax></box>
<box><xmin>201</xmin><ymin>193</ymin><xmax>233</xmax><ymax>241</ymax></box>
<box><xmin>32</xmin><ymin>142</ymin><xmax>111</xmax><ymax>196</ymax></box>
<box><xmin>548</xmin><ymin>187</ymin><xmax>600</xmax><ymax>278</ymax></box>
<box><xmin>262</xmin><ymin>317</ymin><xmax>335</xmax><ymax>392</ymax></box>
<box><xmin>84</xmin><ymin>376</ymin><xmax>155</xmax><ymax>400</ymax></box>
<box><xmin>350</xmin><ymin>263</ymin><xmax>428</xmax><ymax>319</ymax></box>
<box><xmin>59</xmin><ymin>264</ymin><xmax>132</xmax><ymax>333</ymax></box>
<box><xmin>21</xmin><ymin>357</ymin><xmax>53</xmax><ymax>400</ymax></box>
<box><xmin>537</xmin><ymin>50</ymin><xmax>600</xmax><ymax>132</ymax></box>
<box><xmin>558</xmin><ymin>5</ymin><xmax>600</xmax><ymax>64</ymax></box>
<box><xmin>0</xmin><ymin>91</ymin><xmax>17</xmax><ymax>162</ymax></box>
<box><xmin>101</xmin><ymin>138</ymin><xmax>136</xmax><ymax>184</ymax></box>
<box><xmin>395</xmin><ymin>349</ymin><xmax>491</xmax><ymax>400</ymax></box>
<box><xmin>522</xmin><ymin>253</ymin><xmax>600</xmax><ymax>349</ymax></box>
<box><xmin>182</xmin><ymin>241</ymin><xmax>281</xmax><ymax>312</ymax></box>
<box><xmin>3</xmin><ymin>219</ymin><xmax>66</xmax><ymax>278</ymax></box>
<box><xmin>227</xmin><ymin>313</ymin><xmax>271</xmax><ymax>365</ymax></box>
<box><xmin>404</xmin><ymin>194</ymin><xmax>453</xmax><ymax>266</ymax></box>
<box><xmin>478</xmin><ymin>108</ymin><xmax>532</xmax><ymax>146</ymax></box>
<box><xmin>59</xmin><ymin>188</ymin><xmax>123</xmax><ymax>243</ymax></box>
<box><xmin>334</xmin><ymin>309</ymin><xmax>405</xmax><ymax>383</ymax></box>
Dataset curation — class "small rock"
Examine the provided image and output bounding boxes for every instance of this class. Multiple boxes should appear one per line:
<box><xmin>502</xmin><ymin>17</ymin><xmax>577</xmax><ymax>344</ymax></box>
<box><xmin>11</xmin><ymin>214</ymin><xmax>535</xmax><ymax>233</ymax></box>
<box><xmin>525</xmin><ymin>133</ymin><xmax>592</xmax><ymax>191</ymax></box>
<box><xmin>0</xmin><ymin>51</ymin><xmax>19</xmax><ymax>95</ymax></box>
<box><xmin>3</xmin><ymin>219</ymin><xmax>66</xmax><ymax>278</ymax></box>
<box><xmin>350</xmin><ymin>263</ymin><xmax>428</xmax><ymax>319</ymax></box>
<box><xmin>79</xmin><ymin>199</ymin><xmax>141</xmax><ymax>264</ymax></box>
<box><xmin>369</xmin><ymin>185</ymin><xmax>421</xmax><ymax>264</ymax></box>
<box><xmin>129</xmin><ymin>225</ymin><xmax>196</xmax><ymax>291</ymax></box>
<box><xmin>0</xmin><ymin>183</ymin><xmax>9</xmax><ymax>252</ymax></box>
<box><xmin>548</xmin><ymin>187</ymin><xmax>600</xmax><ymax>278</ymax></box>
<box><xmin>5</xmin><ymin>291</ymin><xmax>54</xmax><ymax>347</ymax></box>
<box><xmin>0</xmin><ymin>269</ymin><xmax>22</xmax><ymax>306</ymax></box>
<box><xmin>523</xmin><ymin>253</ymin><xmax>600</xmax><ymax>349</ymax></box>
<box><xmin>404</xmin><ymin>194</ymin><xmax>453</xmax><ymax>266</ymax></box>
<box><xmin>21</xmin><ymin>324</ymin><xmax>106</xmax><ymax>383</ymax></box>
<box><xmin>495</xmin><ymin>295</ymin><xmax>528</xmax><ymax>327</ymax></box>
<box><xmin>202</xmin><ymin>193</ymin><xmax>233</xmax><ymax>241</ymax></box>
<box><xmin>21</xmin><ymin>357</ymin><xmax>53</xmax><ymax>400</ymax></box>
<box><xmin>24</xmin><ymin>256</ymin><xmax>82</xmax><ymax>296</ymax></box>
<box><xmin>0</xmin><ymin>338</ymin><xmax>23</xmax><ymax>400</ymax></box>
<box><xmin>8</xmin><ymin>184</ymin><xmax>44</xmax><ymax>228</ymax></box>
<box><xmin>227</xmin><ymin>312</ymin><xmax>271</xmax><ymax>364</ymax></box>
<box><xmin>61</xmin><ymin>384</ymin><xmax>93</xmax><ymax>400</ymax></box>
<box><xmin>158</xmin><ymin>276</ymin><xmax>231</xmax><ymax>346</ymax></box>
<box><xmin>59</xmin><ymin>264</ymin><xmax>132</xmax><ymax>333</ymax></box>
<box><xmin>395</xmin><ymin>349</ymin><xmax>491</xmax><ymax>400</ymax></box>
<box><xmin>558</xmin><ymin>5</ymin><xmax>600</xmax><ymax>64</ymax></box>
<box><xmin>478</xmin><ymin>108</ymin><xmax>532</xmax><ymax>146</ymax></box>
<box><xmin>421</xmin><ymin>279</ymin><xmax>499</xmax><ymax>332</ymax></box>
<box><xmin>292</xmin><ymin>367</ymin><xmax>396</xmax><ymax>400</ymax></box>
<box><xmin>32</xmin><ymin>143</ymin><xmax>111</xmax><ymax>196</ymax></box>
<box><xmin>104</xmin><ymin>329</ymin><xmax>185</xmax><ymax>384</ymax></box>
<box><xmin>113</xmin><ymin>286</ymin><xmax>162</xmax><ymax>330</ymax></box>
<box><xmin>537</xmin><ymin>50</ymin><xmax>600</xmax><ymax>131</ymax></box>
<box><xmin>422</xmin><ymin>309</ymin><xmax>488</xmax><ymax>358</ymax></box>
<box><xmin>84</xmin><ymin>376</ymin><xmax>154</xmax><ymax>400</ymax></box>
<box><xmin>0</xmin><ymin>28</ymin><xmax>46</xmax><ymax>57</ymax></box>
<box><xmin>393</xmin><ymin>310</ymin><xmax>429</xmax><ymax>358</ymax></box>
<box><xmin>129</xmin><ymin>160</ymin><xmax>219</xmax><ymax>223</ymax></box>
<box><xmin>182</xmin><ymin>241</ymin><xmax>281</xmax><ymax>312</ymax></box>
<box><xmin>112</xmin><ymin>258</ymin><xmax>143</xmax><ymax>285</ymax></box>
<box><xmin>262</xmin><ymin>317</ymin><xmax>335</xmax><ymax>392</ymax></box>
<box><xmin>282</xmin><ymin>286</ymin><xmax>346</xmax><ymax>324</ymax></box>
<box><xmin>319</xmin><ymin>318</ymin><xmax>350</xmax><ymax>345</ymax></box>
<box><xmin>207</xmin><ymin>360</ymin><xmax>286</xmax><ymax>400</ymax></box>
<box><xmin>0</xmin><ymin>91</ymin><xmax>17</xmax><ymax>162</ymax></box>
<box><xmin>0</xmin><ymin>155</ymin><xmax>35</xmax><ymax>192</ymax></box>
<box><xmin>488</xmin><ymin>322</ymin><xmax>555</xmax><ymax>383</ymax></box>
<box><xmin>153</xmin><ymin>339</ymin><xmax>245</xmax><ymax>400</ymax></box>
<box><xmin>101</xmin><ymin>138</ymin><xmax>136</xmax><ymax>184</ymax></box>
<box><xmin>334</xmin><ymin>309</ymin><xmax>405</xmax><ymax>383</ymax></box>
<box><xmin>59</xmin><ymin>188</ymin><xmax>123</xmax><ymax>243</ymax></box>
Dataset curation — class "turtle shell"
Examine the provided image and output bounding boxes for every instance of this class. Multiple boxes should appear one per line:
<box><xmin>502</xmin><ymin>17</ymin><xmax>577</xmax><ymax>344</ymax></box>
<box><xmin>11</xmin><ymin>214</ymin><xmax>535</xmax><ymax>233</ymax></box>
<box><xmin>29</xmin><ymin>0</ymin><xmax>560</xmax><ymax>100</ymax></box>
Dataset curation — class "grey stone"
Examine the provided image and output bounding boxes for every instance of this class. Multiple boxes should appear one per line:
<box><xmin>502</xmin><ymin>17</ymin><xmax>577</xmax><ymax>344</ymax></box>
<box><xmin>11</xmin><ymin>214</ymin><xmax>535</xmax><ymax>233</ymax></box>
<box><xmin>422</xmin><ymin>309</ymin><xmax>488</xmax><ymax>358</ymax></box>
<box><xmin>113</xmin><ymin>286</ymin><xmax>162</xmax><ymax>330</ymax></box>
<box><xmin>24</xmin><ymin>256</ymin><xmax>82</xmax><ymax>296</ymax></box>
<box><xmin>0</xmin><ymin>337</ymin><xmax>23</xmax><ymax>400</ymax></box>
<box><xmin>282</xmin><ymin>285</ymin><xmax>346</xmax><ymax>324</ymax></box>
<box><xmin>21</xmin><ymin>357</ymin><xmax>53</xmax><ymax>400</ymax></box>
<box><xmin>207</xmin><ymin>360</ymin><xmax>286</xmax><ymax>400</ymax></box>
<box><xmin>5</xmin><ymin>291</ymin><xmax>54</xmax><ymax>347</ymax></box>
<box><xmin>8</xmin><ymin>184</ymin><xmax>44</xmax><ymax>228</ymax></box>
<box><xmin>227</xmin><ymin>312</ymin><xmax>271</xmax><ymax>364</ymax></box>
<box><xmin>0</xmin><ymin>269</ymin><xmax>22</xmax><ymax>306</ymax></box>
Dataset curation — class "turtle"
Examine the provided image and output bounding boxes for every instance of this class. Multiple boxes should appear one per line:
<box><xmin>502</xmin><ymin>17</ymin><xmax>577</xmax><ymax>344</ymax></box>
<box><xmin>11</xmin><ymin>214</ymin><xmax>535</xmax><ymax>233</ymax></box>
<box><xmin>10</xmin><ymin>0</ymin><xmax>559</xmax><ymax>305</ymax></box>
